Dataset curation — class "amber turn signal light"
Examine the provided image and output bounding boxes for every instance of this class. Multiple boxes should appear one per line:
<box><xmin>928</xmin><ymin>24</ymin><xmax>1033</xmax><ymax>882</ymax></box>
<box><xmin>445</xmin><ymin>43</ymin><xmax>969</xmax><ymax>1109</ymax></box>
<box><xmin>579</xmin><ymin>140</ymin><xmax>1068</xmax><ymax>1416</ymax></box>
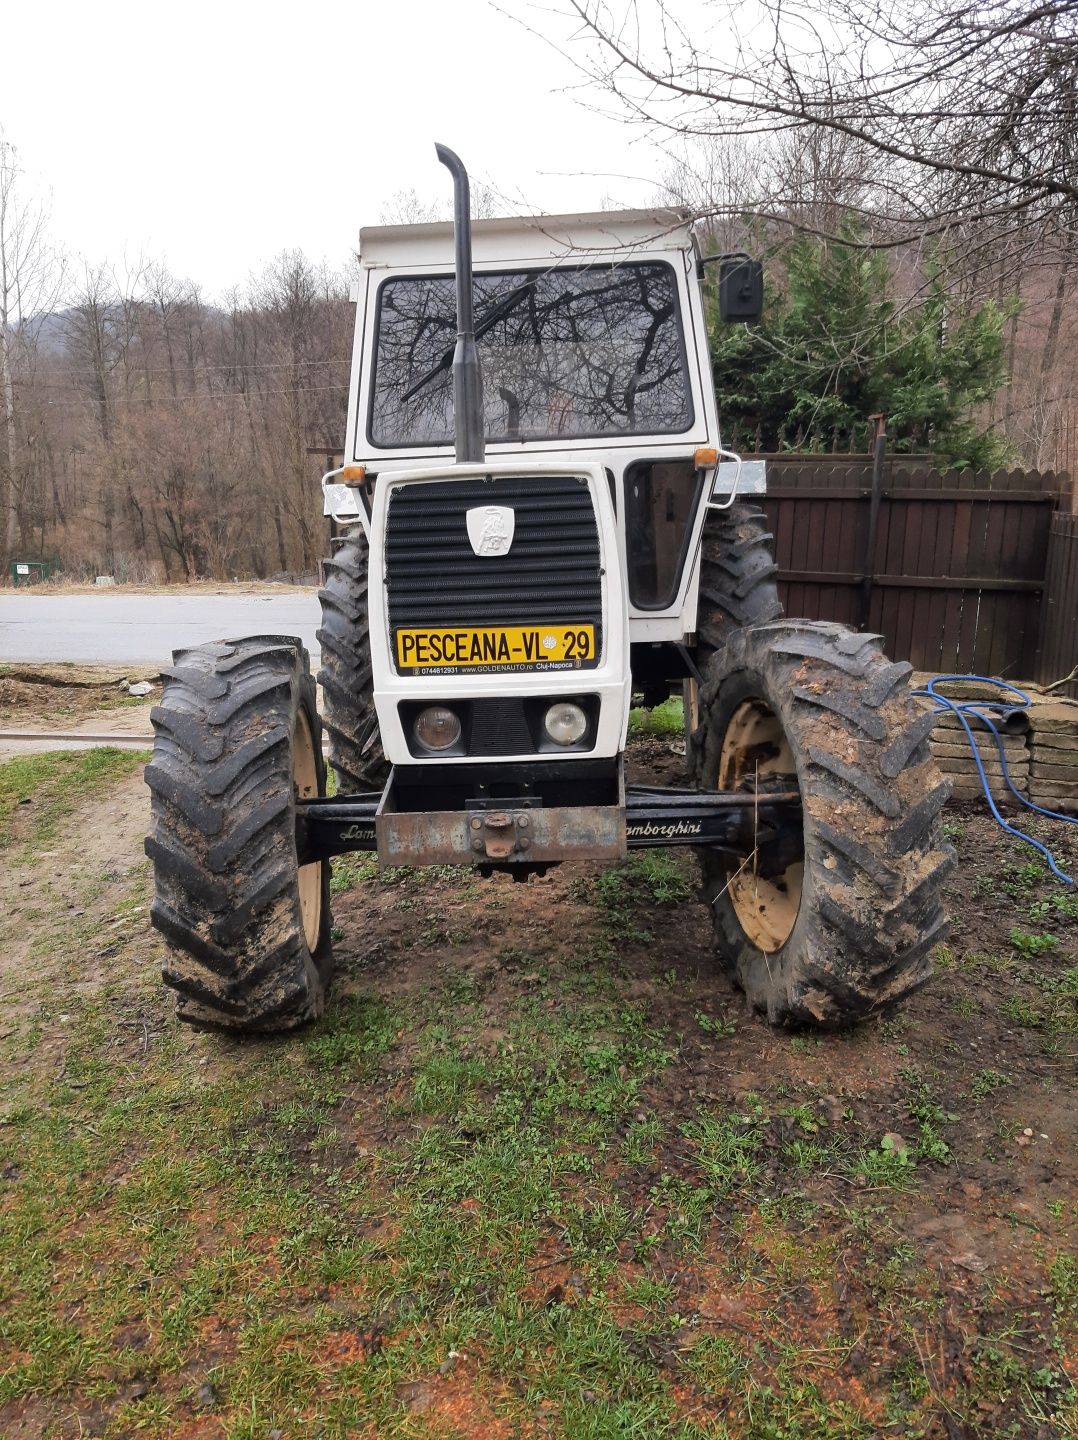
<box><xmin>693</xmin><ymin>447</ymin><xmax>719</xmax><ymax>468</ymax></box>
<box><xmin>341</xmin><ymin>464</ymin><xmax>367</xmax><ymax>484</ymax></box>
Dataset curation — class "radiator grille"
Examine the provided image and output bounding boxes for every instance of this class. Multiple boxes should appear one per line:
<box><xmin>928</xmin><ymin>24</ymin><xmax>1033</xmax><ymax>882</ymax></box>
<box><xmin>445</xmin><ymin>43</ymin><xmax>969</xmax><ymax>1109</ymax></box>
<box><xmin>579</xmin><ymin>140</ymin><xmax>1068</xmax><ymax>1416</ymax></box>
<box><xmin>467</xmin><ymin>698</ymin><xmax>537</xmax><ymax>756</ymax></box>
<box><xmin>385</xmin><ymin>475</ymin><xmax>603</xmax><ymax>632</ymax></box>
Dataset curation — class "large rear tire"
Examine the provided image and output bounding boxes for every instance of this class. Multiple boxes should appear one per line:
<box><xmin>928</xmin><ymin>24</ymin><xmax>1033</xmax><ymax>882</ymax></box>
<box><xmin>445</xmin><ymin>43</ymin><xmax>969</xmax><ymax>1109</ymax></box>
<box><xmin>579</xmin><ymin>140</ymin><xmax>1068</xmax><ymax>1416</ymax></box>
<box><xmin>317</xmin><ymin>529</ymin><xmax>389</xmax><ymax>795</ymax></box>
<box><xmin>145</xmin><ymin>635</ymin><xmax>333</xmax><ymax>1032</ymax></box>
<box><xmin>692</xmin><ymin>620</ymin><xmax>954</xmax><ymax>1027</ymax></box>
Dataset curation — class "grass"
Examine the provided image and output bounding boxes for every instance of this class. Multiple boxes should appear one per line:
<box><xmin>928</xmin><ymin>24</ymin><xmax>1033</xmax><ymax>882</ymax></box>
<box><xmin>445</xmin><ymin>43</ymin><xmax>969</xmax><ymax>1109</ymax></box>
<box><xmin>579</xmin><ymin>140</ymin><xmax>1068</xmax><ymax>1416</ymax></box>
<box><xmin>0</xmin><ymin>747</ymin><xmax>148</xmax><ymax>848</ymax></box>
<box><xmin>1029</xmin><ymin>892</ymin><xmax>1078</xmax><ymax>923</ymax></box>
<box><xmin>971</xmin><ymin>1067</ymin><xmax>1012</xmax><ymax>1099</ymax></box>
<box><xmin>0</xmin><ymin>747</ymin><xmax>1076</xmax><ymax>1438</ymax></box>
<box><xmin>1010</xmin><ymin>926</ymin><xmax>1060</xmax><ymax>958</ymax></box>
<box><xmin>627</xmin><ymin>695</ymin><xmax>685</xmax><ymax>738</ymax></box>
<box><xmin>585</xmin><ymin>850</ymin><xmax>694</xmax><ymax>941</ymax></box>
<box><xmin>904</xmin><ymin>1074</ymin><xmax>954</xmax><ymax>1164</ymax></box>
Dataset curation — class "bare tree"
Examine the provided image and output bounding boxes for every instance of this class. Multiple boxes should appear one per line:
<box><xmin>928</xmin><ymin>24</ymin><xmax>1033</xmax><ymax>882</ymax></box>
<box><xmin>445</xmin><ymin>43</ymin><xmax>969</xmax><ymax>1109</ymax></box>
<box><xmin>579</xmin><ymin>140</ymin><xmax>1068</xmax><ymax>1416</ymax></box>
<box><xmin>0</xmin><ymin>137</ymin><xmax>63</xmax><ymax>562</ymax></box>
<box><xmin>379</xmin><ymin>181</ymin><xmax>502</xmax><ymax>225</ymax></box>
<box><xmin>543</xmin><ymin>0</ymin><xmax>1078</xmax><ymax>248</ymax></box>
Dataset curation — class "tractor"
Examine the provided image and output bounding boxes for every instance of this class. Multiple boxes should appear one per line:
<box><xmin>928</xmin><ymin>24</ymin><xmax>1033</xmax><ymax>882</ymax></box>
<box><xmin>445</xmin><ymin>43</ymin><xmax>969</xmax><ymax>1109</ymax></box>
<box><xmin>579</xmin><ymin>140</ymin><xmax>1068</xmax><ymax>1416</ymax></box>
<box><xmin>144</xmin><ymin>145</ymin><xmax>952</xmax><ymax>1033</ymax></box>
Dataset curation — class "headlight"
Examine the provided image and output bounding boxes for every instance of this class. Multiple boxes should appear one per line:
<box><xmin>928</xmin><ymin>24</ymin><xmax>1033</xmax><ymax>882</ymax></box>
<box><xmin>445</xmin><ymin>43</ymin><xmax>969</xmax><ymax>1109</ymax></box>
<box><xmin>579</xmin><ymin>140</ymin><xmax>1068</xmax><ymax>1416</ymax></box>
<box><xmin>414</xmin><ymin>706</ymin><xmax>462</xmax><ymax>751</ymax></box>
<box><xmin>543</xmin><ymin>701</ymin><xmax>588</xmax><ymax>746</ymax></box>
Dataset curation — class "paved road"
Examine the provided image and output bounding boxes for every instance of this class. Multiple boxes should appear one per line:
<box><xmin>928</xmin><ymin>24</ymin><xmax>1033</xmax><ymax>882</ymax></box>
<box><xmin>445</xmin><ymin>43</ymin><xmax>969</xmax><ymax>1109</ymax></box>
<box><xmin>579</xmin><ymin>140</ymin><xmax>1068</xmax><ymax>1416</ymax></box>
<box><xmin>0</xmin><ymin>593</ymin><xmax>322</xmax><ymax>667</ymax></box>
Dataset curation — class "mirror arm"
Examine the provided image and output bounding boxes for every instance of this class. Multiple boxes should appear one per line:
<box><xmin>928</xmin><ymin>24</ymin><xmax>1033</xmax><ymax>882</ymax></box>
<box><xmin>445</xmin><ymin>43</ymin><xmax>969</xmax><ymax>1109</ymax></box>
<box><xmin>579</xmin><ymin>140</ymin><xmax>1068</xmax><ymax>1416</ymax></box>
<box><xmin>696</xmin><ymin>249</ymin><xmax>753</xmax><ymax>281</ymax></box>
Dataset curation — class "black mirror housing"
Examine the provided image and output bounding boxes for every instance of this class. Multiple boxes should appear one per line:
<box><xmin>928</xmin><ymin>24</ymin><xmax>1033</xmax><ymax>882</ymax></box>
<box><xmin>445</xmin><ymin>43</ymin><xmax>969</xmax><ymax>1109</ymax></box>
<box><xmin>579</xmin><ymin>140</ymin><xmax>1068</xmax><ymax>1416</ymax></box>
<box><xmin>718</xmin><ymin>258</ymin><xmax>764</xmax><ymax>324</ymax></box>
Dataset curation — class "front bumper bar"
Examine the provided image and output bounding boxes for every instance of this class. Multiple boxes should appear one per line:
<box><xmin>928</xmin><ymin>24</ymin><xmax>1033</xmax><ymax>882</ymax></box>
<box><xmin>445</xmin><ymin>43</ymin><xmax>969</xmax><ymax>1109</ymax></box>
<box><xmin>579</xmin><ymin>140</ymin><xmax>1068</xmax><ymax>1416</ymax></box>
<box><xmin>295</xmin><ymin>774</ymin><xmax>800</xmax><ymax>870</ymax></box>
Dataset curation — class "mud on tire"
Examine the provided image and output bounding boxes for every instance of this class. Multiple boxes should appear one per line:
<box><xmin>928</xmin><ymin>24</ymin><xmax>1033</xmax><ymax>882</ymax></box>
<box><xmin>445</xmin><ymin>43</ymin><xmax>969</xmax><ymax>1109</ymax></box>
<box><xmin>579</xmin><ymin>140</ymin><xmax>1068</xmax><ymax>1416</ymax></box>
<box><xmin>697</xmin><ymin>501</ymin><xmax>783</xmax><ymax>653</ymax></box>
<box><xmin>317</xmin><ymin>529</ymin><xmax>389</xmax><ymax>794</ymax></box>
<box><xmin>686</xmin><ymin>502</ymin><xmax>783</xmax><ymax>748</ymax></box>
<box><xmin>145</xmin><ymin>635</ymin><xmax>333</xmax><ymax>1032</ymax></box>
<box><xmin>693</xmin><ymin>620</ymin><xmax>954</xmax><ymax>1027</ymax></box>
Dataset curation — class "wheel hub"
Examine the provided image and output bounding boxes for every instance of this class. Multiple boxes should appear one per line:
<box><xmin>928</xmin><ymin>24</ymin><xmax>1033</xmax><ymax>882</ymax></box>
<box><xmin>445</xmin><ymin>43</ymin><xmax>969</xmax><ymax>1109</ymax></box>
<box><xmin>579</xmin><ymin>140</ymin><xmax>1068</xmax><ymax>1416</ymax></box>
<box><xmin>718</xmin><ymin>698</ymin><xmax>804</xmax><ymax>952</ymax></box>
<box><xmin>293</xmin><ymin>708</ymin><xmax>324</xmax><ymax>953</ymax></box>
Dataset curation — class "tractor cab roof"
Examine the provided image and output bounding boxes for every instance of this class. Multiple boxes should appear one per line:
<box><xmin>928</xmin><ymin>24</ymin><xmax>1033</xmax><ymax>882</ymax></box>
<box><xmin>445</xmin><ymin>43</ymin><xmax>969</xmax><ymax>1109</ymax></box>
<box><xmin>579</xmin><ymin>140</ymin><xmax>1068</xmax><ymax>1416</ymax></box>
<box><xmin>356</xmin><ymin>207</ymin><xmax>695</xmax><ymax>271</ymax></box>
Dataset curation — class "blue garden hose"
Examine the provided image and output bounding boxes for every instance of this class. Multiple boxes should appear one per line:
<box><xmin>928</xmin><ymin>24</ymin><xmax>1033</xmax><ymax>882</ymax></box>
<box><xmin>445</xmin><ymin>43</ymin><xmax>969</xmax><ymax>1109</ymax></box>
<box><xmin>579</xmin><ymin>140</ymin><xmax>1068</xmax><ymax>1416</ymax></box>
<box><xmin>911</xmin><ymin>676</ymin><xmax>1076</xmax><ymax>885</ymax></box>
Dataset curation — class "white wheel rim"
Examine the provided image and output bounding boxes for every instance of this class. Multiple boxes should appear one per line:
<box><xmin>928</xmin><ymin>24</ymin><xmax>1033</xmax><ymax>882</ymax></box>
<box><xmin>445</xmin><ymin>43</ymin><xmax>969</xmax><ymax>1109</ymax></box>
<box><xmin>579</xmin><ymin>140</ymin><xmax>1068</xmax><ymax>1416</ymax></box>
<box><xmin>293</xmin><ymin>707</ymin><xmax>323</xmax><ymax>954</ymax></box>
<box><xmin>718</xmin><ymin>699</ymin><xmax>803</xmax><ymax>952</ymax></box>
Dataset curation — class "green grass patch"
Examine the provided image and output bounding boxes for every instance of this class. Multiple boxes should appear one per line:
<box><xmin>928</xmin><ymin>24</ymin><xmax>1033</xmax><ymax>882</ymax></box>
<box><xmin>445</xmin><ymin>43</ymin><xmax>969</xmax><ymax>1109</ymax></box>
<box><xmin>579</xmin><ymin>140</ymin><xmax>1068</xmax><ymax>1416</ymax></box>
<box><xmin>971</xmin><ymin>1067</ymin><xmax>1012</xmax><ymax>1099</ymax></box>
<box><xmin>0</xmin><ymin>747</ymin><xmax>148</xmax><ymax>849</ymax></box>
<box><xmin>1009</xmin><ymin>927</ymin><xmax>1059</xmax><ymax>959</ymax></box>
<box><xmin>2</xmin><ymin>770</ymin><xmax>1076</xmax><ymax>1437</ymax></box>
<box><xmin>303</xmin><ymin>994</ymin><xmax>398</xmax><ymax>1071</ymax></box>
<box><xmin>586</xmin><ymin>850</ymin><xmax>694</xmax><ymax>940</ymax></box>
<box><xmin>627</xmin><ymin>695</ymin><xmax>684</xmax><ymax>738</ymax></box>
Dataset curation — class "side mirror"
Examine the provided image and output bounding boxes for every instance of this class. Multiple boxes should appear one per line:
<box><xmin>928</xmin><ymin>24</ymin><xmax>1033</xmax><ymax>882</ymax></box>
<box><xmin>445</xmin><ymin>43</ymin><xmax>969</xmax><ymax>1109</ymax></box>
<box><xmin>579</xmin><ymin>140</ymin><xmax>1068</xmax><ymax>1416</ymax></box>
<box><xmin>718</xmin><ymin>258</ymin><xmax>763</xmax><ymax>324</ymax></box>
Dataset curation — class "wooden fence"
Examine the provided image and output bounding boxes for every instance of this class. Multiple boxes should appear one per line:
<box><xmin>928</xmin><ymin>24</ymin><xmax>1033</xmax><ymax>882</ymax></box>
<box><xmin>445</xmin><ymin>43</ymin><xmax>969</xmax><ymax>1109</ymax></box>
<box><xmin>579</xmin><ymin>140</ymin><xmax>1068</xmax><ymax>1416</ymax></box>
<box><xmin>1038</xmin><ymin>512</ymin><xmax>1078</xmax><ymax>697</ymax></box>
<box><xmin>755</xmin><ymin>457</ymin><xmax>1074</xmax><ymax>684</ymax></box>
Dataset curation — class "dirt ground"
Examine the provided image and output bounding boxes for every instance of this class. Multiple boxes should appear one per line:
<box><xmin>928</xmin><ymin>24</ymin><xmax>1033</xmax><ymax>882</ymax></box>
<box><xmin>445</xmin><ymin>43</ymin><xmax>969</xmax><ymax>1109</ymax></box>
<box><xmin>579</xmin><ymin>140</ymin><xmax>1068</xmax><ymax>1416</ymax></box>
<box><xmin>0</xmin><ymin>668</ymin><xmax>157</xmax><ymax>764</ymax></box>
<box><xmin>0</xmin><ymin>666</ymin><xmax>158</xmax><ymax>729</ymax></box>
<box><xmin>0</xmin><ymin>731</ymin><xmax>1075</xmax><ymax>1439</ymax></box>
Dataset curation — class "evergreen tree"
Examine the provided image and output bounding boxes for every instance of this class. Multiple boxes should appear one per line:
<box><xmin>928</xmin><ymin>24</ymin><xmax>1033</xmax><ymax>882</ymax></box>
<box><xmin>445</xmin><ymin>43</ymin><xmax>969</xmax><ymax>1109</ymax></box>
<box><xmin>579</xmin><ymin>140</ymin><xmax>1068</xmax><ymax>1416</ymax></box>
<box><xmin>710</xmin><ymin>237</ymin><xmax>1013</xmax><ymax>468</ymax></box>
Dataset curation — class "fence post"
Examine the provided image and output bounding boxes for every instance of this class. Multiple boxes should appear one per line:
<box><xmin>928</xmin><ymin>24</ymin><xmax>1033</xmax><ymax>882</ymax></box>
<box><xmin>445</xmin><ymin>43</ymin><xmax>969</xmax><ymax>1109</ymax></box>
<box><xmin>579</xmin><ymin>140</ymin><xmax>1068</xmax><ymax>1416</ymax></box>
<box><xmin>859</xmin><ymin>414</ymin><xmax>887</xmax><ymax>628</ymax></box>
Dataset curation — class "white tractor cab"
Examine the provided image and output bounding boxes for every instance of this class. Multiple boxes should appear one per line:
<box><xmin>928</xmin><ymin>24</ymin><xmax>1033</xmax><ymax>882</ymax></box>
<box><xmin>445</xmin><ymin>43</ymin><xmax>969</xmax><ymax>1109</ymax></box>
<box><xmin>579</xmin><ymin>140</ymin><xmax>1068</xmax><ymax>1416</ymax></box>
<box><xmin>321</xmin><ymin>148</ymin><xmax>765</xmax><ymax>777</ymax></box>
<box><xmin>326</xmin><ymin>202</ymin><xmax>760</xmax><ymax>651</ymax></box>
<box><xmin>145</xmin><ymin>146</ymin><xmax>950</xmax><ymax>1034</ymax></box>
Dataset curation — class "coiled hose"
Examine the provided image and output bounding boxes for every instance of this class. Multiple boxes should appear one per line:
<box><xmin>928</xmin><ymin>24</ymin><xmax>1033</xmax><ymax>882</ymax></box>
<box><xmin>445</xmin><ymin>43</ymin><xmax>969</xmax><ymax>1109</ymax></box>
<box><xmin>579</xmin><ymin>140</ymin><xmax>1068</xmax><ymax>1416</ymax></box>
<box><xmin>912</xmin><ymin>676</ymin><xmax>1076</xmax><ymax>886</ymax></box>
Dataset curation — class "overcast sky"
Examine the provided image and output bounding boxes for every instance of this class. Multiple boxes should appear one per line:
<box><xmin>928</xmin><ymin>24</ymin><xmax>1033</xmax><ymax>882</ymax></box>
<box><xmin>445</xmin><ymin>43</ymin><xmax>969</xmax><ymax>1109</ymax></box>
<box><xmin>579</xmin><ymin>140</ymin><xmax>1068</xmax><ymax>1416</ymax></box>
<box><xmin>2</xmin><ymin>0</ymin><xmax>664</xmax><ymax>298</ymax></box>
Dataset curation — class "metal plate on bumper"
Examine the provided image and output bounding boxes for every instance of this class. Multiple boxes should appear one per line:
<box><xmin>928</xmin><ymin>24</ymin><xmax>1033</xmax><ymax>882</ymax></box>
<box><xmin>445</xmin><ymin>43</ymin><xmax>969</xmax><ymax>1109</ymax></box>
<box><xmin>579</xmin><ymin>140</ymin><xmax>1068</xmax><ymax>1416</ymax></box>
<box><xmin>376</xmin><ymin>802</ymin><xmax>626</xmax><ymax>866</ymax></box>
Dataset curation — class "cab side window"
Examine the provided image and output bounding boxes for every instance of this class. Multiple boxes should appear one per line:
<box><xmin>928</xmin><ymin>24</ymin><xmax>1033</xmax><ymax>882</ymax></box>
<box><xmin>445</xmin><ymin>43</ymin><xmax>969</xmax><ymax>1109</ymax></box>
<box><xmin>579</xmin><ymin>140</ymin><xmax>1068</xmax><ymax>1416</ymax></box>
<box><xmin>624</xmin><ymin>460</ymin><xmax>704</xmax><ymax>609</ymax></box>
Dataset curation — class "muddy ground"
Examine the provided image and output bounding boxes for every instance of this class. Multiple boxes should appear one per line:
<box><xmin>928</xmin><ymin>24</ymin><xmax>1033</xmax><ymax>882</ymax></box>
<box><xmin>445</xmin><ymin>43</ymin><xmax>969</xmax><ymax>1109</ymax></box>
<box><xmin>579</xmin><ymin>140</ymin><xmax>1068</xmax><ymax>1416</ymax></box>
<box><xmin>0</xmin><ymin>666</ymin><xmax>158</xmax><ymax>730</ymax></box>
<box><xmin>0</xmin><ymin>731</ymin><xmax>1074</xmax><ymax>1439</ymax></box>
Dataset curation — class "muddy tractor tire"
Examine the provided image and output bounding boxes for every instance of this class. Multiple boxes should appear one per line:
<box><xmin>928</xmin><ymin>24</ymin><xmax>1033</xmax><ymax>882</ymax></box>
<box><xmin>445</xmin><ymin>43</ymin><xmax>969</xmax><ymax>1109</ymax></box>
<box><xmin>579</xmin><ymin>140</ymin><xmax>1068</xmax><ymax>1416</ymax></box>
<box><xmin>145</xmin><ymin>635</ymin><xmax>333</xmax><ymax>1032</ymax></box>
<box><xmin>697</xmin><ymin>502</ymin><xmax>784</xmax><ymax>652</ymax></box>
<box><xmin>317</xmin><ymin>528</ymin><xmax>389</xmax><ymax>795</ymax></box>
<box><xmin>692</xmin><ymin>620</ymin><xmax>954</xmax><ymax>1027</ymax></box>
<box><xmin>686</xmin><ymin>502</ymin><xmax>783</xmax><ymax>746</ymax></box>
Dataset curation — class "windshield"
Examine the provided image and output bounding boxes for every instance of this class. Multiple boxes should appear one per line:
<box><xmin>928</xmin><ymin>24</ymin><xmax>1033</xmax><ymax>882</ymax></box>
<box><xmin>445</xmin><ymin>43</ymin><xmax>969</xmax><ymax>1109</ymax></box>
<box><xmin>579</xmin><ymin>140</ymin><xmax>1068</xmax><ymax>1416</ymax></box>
<box><xmin>369</xmin><ymin>261</ymin><xmax>693</xmax><ymax>447</ymax></box>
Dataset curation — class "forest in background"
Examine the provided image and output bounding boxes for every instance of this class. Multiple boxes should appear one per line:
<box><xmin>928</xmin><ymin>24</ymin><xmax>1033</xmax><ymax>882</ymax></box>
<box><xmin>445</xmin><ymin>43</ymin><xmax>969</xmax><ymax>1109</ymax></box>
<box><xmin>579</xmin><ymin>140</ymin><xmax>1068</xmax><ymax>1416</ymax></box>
<box><xmin>3</xmin><ymin>205</ymin><xmax>1069</xmax><ymax>587</ymax></box>
<box><xmin>4</xmin><ymin>0</ymin><xmax>1078</xmax><ymax>581</ymax></box>
<box><xmin>0</xmin><ymin>242</ymin><xmax>353</xmax><ymax>583</ymax></box>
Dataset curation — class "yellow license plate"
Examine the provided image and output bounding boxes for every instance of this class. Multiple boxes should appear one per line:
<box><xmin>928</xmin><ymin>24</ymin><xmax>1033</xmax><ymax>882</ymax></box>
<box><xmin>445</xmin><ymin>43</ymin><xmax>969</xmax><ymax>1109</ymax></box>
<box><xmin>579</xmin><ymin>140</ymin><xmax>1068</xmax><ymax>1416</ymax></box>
<box><xmin>395</xmin><ymin>624</ymin><xmax>597</xmax><ymax>674</ymax></box>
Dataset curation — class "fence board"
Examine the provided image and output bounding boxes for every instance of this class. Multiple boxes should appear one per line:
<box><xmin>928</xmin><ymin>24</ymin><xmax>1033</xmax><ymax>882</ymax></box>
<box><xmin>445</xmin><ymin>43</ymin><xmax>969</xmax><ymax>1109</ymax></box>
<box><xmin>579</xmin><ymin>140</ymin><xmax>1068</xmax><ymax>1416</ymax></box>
<box><xmin>755</xmin><ymin>455</ymin><xmax>1070</xmax><ymax>678</ymax></box>
<box><xmin>932</xmin><ymin>479</ymin><xmax>958</xmax><ymax>673</ymax></box>
<box><xmin>943</xmin><ymin>484</ymin><xmax>973</xmax><ymax>673</ymax></box>
<box><xmin>983</xmin><ymin>501</ymin><xmax>1010</xmax><ymax>675</ymax></box>
<box><xmin>1037</xmin><ymin>512</ymin><xmax>1078</xmax><ymax>697</ymax></box>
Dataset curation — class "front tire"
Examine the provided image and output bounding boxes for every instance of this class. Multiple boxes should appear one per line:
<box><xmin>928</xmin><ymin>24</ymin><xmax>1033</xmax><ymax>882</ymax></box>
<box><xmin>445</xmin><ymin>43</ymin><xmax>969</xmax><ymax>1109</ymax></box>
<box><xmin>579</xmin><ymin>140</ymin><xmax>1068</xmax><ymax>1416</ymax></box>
<box><xmin>697</xmin><ymin>501</ymin><xmax>783</xmax><ymax>655</ymax></box>
<box><xmin>686</xmin><ymin>501</ymin><xmax>783</xmax><ymax>749</ymax></box>
<box><xmin>693</xmin><ymin>621</ymin><xmax>954</xmax><ymax>1027</ymax></box>
<box><xmin>145</xmin><ymin>635</ymin><xmax>333</xmax><ymax>1032</ymax></box>
<box><xmin>317</xmin><ymin>529</ymin><xmax>389</xmax><ymax>794</ymax></box>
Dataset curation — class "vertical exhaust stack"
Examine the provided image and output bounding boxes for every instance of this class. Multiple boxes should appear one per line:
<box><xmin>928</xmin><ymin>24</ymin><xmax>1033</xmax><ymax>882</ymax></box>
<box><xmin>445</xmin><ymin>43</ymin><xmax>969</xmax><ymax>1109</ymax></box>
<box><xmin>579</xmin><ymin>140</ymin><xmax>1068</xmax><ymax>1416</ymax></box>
<box><xmin>435</xmin><ymin>143</ymin><xmax>485</xmax><ymax>464</ymax></box>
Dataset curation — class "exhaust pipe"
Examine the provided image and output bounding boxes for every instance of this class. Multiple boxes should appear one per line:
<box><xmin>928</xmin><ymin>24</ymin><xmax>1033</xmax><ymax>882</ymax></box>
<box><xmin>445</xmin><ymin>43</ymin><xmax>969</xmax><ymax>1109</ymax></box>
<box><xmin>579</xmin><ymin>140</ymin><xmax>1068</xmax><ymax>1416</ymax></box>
<box><xmin>435</xmin><ymin>143</ymin><xmax>485</xmax><ymax>464</ymax></box>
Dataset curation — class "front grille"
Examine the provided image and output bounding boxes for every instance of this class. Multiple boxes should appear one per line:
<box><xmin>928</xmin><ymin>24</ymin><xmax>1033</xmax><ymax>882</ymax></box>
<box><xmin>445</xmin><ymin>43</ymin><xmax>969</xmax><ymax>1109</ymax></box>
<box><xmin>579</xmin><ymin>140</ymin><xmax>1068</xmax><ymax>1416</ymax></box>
<box><xmin>385</xmin><ymin>475</ymin><xmax>603</xmax><ymax>629</ymax></box>
<box><xmin>467</xmin><ymin>698</ymin><xmax>538</xmax><ymax>756</ymax></box>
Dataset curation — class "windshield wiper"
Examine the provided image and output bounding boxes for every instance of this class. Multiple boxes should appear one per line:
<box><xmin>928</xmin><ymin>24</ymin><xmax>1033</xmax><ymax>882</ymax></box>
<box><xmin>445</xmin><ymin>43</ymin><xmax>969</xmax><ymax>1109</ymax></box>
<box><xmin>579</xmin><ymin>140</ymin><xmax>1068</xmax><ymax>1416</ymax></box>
<box><xmin>401</xmin><ymin>279</ymin><xmax>536</xmax><ymax>402</ymax></box>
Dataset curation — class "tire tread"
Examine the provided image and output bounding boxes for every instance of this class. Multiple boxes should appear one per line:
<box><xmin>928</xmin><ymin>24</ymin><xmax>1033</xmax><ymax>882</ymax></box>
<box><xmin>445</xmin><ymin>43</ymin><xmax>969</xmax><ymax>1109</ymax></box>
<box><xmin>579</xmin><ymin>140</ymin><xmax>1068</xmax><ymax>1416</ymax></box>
<box><xmin>694</xmin><ymin>619</ymin><xmax>952</xmax><ymax>1027</ymax></box>
<box><xmin>145</xmin><ymin>636</ymin><xmax>332</xmax><ymax>1032</ymax></box>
